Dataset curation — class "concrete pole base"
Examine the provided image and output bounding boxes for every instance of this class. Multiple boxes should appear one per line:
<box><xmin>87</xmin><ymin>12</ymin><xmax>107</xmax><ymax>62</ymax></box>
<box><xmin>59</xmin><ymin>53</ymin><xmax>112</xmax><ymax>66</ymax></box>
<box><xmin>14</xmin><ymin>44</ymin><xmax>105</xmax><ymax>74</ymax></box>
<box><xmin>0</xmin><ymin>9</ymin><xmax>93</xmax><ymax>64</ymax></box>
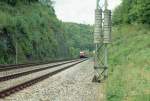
<box><xmin>92</xmin><ymin>75</ymin><xmax>101</xmax><ymax>83</ymax></box>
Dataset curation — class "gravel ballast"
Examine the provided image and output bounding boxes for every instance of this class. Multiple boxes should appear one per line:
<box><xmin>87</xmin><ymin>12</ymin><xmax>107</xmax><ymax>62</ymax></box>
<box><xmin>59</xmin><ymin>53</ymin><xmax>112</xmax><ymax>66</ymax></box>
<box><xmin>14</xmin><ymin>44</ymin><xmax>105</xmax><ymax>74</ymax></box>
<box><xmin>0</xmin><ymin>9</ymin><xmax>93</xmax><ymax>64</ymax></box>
<box><xmin>0</xmin><ymin>59</ymin><xmax>79</xmax><ymax>77</ymax></box>
<box><xmin>2</xmin><ymin>59</ymin><xmax>104</xmax><ymax>101</ymax></box>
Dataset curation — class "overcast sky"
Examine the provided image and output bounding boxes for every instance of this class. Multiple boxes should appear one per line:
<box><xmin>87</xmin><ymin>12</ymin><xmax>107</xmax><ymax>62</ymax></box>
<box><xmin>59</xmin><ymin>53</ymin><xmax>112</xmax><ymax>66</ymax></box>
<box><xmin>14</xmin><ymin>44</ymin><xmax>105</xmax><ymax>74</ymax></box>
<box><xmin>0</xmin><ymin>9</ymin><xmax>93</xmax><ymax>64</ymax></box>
<box><xmin>54</xmin><ymin>0</ymin><xmax>121</xmax><ymax>24</ymax></box>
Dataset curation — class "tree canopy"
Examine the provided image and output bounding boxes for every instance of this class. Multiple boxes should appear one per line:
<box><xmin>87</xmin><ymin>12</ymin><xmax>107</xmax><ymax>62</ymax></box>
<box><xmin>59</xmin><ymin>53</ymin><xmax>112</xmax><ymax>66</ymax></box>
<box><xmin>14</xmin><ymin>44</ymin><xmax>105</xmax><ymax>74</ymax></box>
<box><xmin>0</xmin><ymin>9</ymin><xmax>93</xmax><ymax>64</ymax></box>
<box><xmin>112</xmin><ymin>0</ymin><xmax>150</xmax><ymax>25</ymax></box>
<box><xmin>0</xmin><ymin>0</ymin><xmax>94</xmax><ymax>64</ymax></box>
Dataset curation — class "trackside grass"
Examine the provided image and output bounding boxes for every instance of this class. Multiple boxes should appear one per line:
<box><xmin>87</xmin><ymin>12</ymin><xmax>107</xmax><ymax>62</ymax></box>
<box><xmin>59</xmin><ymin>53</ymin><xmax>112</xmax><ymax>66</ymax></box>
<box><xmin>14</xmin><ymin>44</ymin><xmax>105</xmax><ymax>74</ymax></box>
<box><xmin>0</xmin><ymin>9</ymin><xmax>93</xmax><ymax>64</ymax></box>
<box><xmin>106</xmin><ymin>24</ymin><xmax>150</xmax><ymax>101</ymax></box>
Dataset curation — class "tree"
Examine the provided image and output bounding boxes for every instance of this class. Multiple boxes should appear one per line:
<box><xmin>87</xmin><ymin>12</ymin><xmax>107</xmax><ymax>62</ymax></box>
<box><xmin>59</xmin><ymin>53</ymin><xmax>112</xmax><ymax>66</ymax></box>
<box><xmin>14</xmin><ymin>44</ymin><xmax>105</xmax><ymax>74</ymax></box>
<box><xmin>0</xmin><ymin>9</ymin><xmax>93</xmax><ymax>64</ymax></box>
<box><xmin>112</xmin><ymin>0</ymin><xmax>150</xmax><ymax>25</ymax></box>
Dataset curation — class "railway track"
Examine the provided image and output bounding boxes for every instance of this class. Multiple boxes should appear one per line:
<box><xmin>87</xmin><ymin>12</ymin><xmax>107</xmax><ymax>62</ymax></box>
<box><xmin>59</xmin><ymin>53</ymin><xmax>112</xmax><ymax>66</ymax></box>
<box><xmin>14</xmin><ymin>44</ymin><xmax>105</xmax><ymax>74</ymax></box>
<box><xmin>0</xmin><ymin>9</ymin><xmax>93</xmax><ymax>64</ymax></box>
<box><xmin>0</xmin><ymin>59</ymin><xmax>87</xmax><ymax>98</ymax></box>
<box><xmin>0</xmin><ymin>59</ymin><xmax>79</xmax><ymax>82</ymax></box>
<box><xmin>0</xmin><ymin>58</ymin><xmax>78</xmax><ymax>71</ymax></box>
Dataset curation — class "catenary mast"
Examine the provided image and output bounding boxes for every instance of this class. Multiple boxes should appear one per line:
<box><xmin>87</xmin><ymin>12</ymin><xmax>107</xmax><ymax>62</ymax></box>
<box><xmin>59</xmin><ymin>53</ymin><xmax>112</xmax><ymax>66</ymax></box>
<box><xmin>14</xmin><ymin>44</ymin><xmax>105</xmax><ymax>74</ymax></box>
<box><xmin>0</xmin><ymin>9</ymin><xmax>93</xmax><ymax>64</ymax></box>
<box><xmin>93</xmin><ymin>0</ymin><xmax>111</xmax><ymax>82</ymax></box>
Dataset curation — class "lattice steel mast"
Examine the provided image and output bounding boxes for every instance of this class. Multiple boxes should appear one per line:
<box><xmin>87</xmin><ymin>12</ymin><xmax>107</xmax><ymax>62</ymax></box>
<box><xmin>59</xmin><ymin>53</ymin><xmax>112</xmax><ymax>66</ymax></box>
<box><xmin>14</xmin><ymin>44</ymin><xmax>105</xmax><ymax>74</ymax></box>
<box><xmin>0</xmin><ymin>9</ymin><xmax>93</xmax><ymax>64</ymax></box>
<box><xmin>93</xmin><ymin>0</ymin><xmax>111</xmax><ymax>82</ymax></box>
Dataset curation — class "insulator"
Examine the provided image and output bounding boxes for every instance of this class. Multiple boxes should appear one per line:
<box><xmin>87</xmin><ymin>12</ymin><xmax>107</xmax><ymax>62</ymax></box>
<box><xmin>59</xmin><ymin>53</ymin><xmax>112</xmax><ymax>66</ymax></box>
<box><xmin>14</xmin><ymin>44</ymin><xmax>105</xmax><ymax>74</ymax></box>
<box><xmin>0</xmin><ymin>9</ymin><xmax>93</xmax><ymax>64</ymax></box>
<box><xmin>103</xmin><ymin>10</ymin><xmax>111</xmax><ymax>43</ymax></box>
<box><xmin>94</xmin><ymin>9</ymin><xmax>103</xmax><ymax>43</ymax></box>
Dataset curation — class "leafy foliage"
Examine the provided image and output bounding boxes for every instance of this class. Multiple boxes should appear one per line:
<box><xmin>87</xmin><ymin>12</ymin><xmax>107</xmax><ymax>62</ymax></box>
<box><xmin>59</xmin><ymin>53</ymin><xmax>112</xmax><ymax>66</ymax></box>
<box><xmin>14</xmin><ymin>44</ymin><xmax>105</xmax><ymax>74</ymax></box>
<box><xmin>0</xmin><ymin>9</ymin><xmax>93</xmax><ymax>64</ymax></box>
<box><xmin>112</xmin><ymin>0</ymin><xmax>150</xmax><ymax>25</ymax></box>
<box><xmin>109</xmin><ymin>1</ymin><xmax>150</xmax><ymax>100</ymax></box>
<box><xmin>63</xmin><ymin>23</ymin><xmax>94</xmax><ymax>57</ymax></box>
<box><xmin>0</xmin><ymin>2</ymin><xmax>69</xmax><ymax>64</ymax></box>
<box><xmin>0</xmin><ymin>1</ymin><xmax>94</xmax><ymax>64</ymax></box>
<box><xmin>0</xmin><ymin>0</ymin><xmax>38</xmax><ymax>6</ymax></box>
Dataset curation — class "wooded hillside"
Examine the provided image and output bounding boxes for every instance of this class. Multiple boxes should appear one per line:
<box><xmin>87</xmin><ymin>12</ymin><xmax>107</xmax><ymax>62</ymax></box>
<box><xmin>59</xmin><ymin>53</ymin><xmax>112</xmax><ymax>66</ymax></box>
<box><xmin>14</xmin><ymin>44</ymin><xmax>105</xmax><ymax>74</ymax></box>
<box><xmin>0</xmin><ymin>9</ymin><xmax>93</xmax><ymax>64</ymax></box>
<box><xmin>0</xmin><ymin>0</ymin><xmax>93</xmax><ymax>64</ymax></box>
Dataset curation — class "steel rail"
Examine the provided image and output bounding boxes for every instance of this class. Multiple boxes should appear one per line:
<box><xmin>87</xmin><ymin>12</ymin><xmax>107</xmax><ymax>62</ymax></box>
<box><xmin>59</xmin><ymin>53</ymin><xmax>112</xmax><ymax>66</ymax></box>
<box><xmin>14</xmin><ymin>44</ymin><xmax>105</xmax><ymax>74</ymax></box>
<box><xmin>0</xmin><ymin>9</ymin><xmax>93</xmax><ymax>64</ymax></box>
<box><xmin>0</xmin><ymin>59</ymin><xmax>80</xmax><ymax>82</ymax></box>
<box><xmin>0</xmin><ymin>58</ymin><xmax>78</xmax><ymax>71</ymax></box>
<box><xmin>0</xmin><ymin>59</ymin><xmax>86</xmax><ymax>98</ymax></box>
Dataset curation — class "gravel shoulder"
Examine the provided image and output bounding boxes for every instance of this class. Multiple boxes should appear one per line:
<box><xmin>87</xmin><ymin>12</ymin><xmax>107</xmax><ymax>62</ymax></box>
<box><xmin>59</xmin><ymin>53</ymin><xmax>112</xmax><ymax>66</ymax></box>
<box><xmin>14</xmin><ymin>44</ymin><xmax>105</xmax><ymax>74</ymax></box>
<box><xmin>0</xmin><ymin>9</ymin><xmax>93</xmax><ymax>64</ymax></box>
<box><xmin>2</xmin><ymin>59</ymin><xmax>104</xmax><ymax>101</ymax></box>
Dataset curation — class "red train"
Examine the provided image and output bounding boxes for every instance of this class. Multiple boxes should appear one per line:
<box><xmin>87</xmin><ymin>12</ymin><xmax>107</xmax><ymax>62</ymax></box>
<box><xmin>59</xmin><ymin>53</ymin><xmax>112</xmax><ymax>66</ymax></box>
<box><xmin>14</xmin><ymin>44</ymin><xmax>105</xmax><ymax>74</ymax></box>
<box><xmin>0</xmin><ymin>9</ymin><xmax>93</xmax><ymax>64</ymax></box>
<box><xmin>80</xmin><ymin>51</ymin><xmax>87</xmax><ymax>58</ymax></box>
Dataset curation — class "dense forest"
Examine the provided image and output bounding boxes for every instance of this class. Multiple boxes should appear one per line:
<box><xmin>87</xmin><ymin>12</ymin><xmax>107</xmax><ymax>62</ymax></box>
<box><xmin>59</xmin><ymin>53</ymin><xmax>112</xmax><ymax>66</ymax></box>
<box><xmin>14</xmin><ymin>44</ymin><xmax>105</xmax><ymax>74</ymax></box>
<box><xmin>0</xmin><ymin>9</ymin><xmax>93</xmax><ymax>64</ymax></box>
<box><xmin>107</xmin><ymin>0</ymin><xmax>150</xmax><ymax>101</ymax></box>
<box><xmin>0</xmin><ymin>0</ymin><xmax>93</xmax><ymax>64</ymax></box>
